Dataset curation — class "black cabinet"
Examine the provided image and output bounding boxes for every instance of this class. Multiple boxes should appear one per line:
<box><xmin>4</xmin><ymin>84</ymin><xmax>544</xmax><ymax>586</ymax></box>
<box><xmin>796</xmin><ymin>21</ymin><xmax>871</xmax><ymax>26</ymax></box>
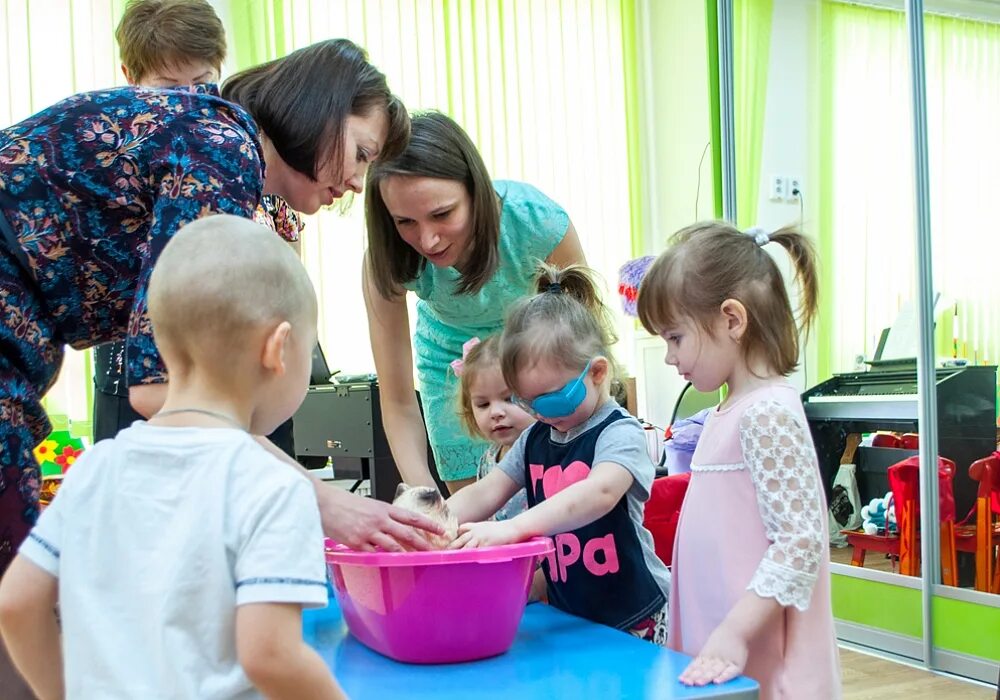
<box><xmin>292</xmin><ymin>378</ymin><xmax>444</xmax><ymax>502</ymax></box>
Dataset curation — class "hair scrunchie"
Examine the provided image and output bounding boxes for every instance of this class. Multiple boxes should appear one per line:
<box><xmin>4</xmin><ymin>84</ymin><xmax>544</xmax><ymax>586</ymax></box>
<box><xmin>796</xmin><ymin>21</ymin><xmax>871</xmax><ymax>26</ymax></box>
<box><xmin>744</xmin><ymin>227</ymin><xmax>770</xmax><ymax>246</ymax></box>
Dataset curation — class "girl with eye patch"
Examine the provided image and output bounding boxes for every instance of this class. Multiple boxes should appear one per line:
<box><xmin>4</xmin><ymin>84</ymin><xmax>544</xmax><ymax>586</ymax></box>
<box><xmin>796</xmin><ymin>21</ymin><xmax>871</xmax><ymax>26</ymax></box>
<box><xmin>446</xmin><ymin>263</ymin><xmax>671</xmax><ymax>645</ymax></box>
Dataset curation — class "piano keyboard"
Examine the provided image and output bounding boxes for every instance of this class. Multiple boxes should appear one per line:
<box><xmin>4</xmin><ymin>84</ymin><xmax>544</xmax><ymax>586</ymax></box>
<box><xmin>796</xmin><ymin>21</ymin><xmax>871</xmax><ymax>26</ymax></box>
<box><xmin>807</xmin><ymin>394</ymin><xmax>914</xmax><ymax>403</ymax></box>
<box><xmin>804</xmin><ymin>394</ymin><xmax>917</xmax><ymax>421</ymax></box>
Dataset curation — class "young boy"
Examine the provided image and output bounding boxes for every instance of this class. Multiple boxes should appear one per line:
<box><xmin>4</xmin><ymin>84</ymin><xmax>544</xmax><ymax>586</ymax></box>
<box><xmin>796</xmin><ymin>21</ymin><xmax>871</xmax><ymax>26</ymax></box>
<box><xmin>0</xmin><ymin>215</ymin><xmax>344</xmax><ymax>699</ymax></box>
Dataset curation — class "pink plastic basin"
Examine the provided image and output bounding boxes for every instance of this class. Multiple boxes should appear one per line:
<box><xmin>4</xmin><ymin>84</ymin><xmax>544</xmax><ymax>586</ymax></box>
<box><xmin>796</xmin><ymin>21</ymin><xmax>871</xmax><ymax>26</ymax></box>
<box><xmin>325</xmin><ymin>537</ymin><xmax>554</xmax><ymax>664</ymax></box>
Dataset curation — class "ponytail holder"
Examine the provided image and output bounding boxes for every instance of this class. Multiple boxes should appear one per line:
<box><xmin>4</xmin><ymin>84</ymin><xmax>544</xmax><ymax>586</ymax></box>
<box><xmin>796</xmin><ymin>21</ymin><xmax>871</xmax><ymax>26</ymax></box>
<box><xmin>745</xmin><ymin>227</ymin><xmax>770</xmax><ymax>247</ymax></box>
<box><xmin>450</xmin><ymin>337</ymin><xmax>481</xmax><ymax>377</ymax></box>
<box><xmin>547</xmin><ymin>282</ymin><xmax>562</xmax><ymax>294</ymax></box>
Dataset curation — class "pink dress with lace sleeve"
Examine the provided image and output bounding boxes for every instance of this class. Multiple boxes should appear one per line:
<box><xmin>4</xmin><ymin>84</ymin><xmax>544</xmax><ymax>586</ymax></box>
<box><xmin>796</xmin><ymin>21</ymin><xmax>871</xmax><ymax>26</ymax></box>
<box><xmin>667</xmin><ymin>382</ymin><xmax>841</xmax><ymax>699</ymax></box>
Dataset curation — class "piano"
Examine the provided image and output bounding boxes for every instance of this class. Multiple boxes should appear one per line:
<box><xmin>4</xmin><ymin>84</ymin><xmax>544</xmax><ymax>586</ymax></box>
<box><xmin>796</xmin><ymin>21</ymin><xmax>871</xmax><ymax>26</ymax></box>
<box><xmin>803</xmin><ymin>364</ymin><xmax>997</xmax><ymax>520</ymax></box>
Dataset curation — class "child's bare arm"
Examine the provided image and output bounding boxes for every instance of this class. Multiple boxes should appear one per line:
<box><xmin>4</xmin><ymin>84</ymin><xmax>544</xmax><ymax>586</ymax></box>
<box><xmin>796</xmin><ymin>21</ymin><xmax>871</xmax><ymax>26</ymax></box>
<box><xmin>446</xmin><ymin>468</ymin><xmax>521</xmax><ymax>524</ymax></box>
<box><xmin>236</xmin><ymin>603</ymin><xmax>346</xmax><ymax>700</ymax></box>
<box><xmin>0</xmin><ymin>556</ymin><xmax>64</xmax><ymax>700</ymax></box>
<box><xmin>454</xmin><ymin>461</ymin><xmax>633</xmax><ymax>548</ymax></box>
<box><xmin>680</xmin><ymin>591</ymin><xmax>781</xmax><ymax>686</ymax></box>
<box><xmin>507</xmin><ymin>461</ymin><xmax>632</xmax><ymax>537</ymax></box>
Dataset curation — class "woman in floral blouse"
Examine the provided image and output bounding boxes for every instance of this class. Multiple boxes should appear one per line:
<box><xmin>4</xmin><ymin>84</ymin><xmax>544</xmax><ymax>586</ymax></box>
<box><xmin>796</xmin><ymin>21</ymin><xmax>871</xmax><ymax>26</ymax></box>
<box><xmin>0</xmin><ymin>38</ymin><xmax>430</xmax><ymax>575</ymax></box>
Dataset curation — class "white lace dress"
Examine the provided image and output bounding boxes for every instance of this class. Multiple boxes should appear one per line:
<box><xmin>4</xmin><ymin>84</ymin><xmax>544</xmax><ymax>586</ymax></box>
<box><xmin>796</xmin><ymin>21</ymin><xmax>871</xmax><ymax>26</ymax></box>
<box><xmin>668</xmin><ymin>382</ymin><xmax>841</xmax><ymax>699</ymax></box>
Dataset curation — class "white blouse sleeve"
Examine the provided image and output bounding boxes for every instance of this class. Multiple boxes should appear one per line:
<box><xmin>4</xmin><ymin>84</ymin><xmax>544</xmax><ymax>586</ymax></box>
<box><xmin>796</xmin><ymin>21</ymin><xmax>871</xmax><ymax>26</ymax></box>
<box><xmin>739</xmin><ymin>399</ymin><xmax>826</xmax><ymax>611</ymax></box>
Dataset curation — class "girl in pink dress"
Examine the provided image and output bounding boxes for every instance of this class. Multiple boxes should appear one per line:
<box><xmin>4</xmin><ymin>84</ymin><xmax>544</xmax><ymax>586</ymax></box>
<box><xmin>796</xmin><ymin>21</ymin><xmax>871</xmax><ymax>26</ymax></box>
<box><xmin>637</xmin><ymin>222</ymin><xmax>841</xmax><ymax>698</ymax></box>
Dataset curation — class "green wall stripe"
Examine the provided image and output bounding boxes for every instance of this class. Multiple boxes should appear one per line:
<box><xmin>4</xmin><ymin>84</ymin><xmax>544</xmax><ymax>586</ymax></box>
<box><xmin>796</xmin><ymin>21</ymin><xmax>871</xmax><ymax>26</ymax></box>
<box><xmin>831</xmin><ymin>573</ymin><xmax>923</xmax><ymax>637</ymax></box>
<box><xmin>932</xmin><ymin>596</ymin><xmax>1000</xmax><ymax>660</ymax></box>
<box><xmin>833</xmin><ymin>574</ymin><xmax>1000</xmax><ymax>662</ymax></box>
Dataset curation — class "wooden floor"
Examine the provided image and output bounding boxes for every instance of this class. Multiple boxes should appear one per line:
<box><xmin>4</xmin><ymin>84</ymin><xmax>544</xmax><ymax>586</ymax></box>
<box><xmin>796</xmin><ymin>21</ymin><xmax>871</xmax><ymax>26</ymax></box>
<box><xmin>841</xmin><ymin>647</ymin><xmax>996</xmax><ymax>699</ymax></box>
<box><xmin>831</xmin><ymin>545</ymin><xmax>998</xmax><ymax>696</ymax></box>
<box><xmin>830</xmin><ymin>544</ymin><xmax>898</xmax><ymax>573</ymax></box>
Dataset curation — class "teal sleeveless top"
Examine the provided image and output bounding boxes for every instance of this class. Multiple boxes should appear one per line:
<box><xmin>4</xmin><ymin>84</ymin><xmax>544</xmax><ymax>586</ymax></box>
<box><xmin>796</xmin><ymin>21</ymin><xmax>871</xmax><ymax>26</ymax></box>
<box><xmin>404</xmin><ymin>180</ymin><xmax>569</xmax><ymax>480</ymax></box>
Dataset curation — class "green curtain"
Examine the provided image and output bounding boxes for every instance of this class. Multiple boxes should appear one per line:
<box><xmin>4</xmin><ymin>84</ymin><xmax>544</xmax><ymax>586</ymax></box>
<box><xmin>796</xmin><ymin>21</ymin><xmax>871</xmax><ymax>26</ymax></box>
<box><xmin>704</xmin><ymin>0</ymin><xmax>774</xmax><ymax>226</ymax></box>
<box><xmin>817</xmin><ymin>2</ymin><xmax>1000</xmax><ymax>397</ymax></box>
<box><xmin>230</xmin><ymin>0</ymin><xmax>287</xmax><ymax>71</ymax></box>
<box><xmin>705</xmin><ymin>1</ymin><xmax>724</xmax><ymax>219</ymax></box>
<box><xmin>621</xmin><ymin>0</ymin><xmax>645</xmax><ymax>257</ymax></box>
<box><xmin>733</xmin><ymin>0</ymin><xmax>773</xmax><ymax>229</ymax></box>
<box><xmin>815</xmin><ymin>1</ymin><xmax>836</xmax><ymax>382</ymax></box>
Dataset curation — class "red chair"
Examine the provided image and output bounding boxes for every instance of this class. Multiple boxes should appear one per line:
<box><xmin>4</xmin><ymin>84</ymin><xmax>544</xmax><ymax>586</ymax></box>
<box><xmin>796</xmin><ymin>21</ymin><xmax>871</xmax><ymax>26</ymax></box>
<box><xmin>887</xmin><ymin>456</ymin><xmax>963</xmax><ymax>583</ymax></box>
<box><xmin>968</xmin><ymin>455</ymin><xmax>1000</xmax><ymax>593</ymax></box>
<box><xmin>843</xmin><ymin>456</ymin><xmax>960</xmax><ymax>582</ymax></box>
<box><xmin>872</xmin><ymin>432</ymin><xmax>903</xmax><ymax>449</ymax></box>
<box><xmin>643</xmin><ymin>473</ymin><xmax>691</xmax><ymax>567</ymax></box>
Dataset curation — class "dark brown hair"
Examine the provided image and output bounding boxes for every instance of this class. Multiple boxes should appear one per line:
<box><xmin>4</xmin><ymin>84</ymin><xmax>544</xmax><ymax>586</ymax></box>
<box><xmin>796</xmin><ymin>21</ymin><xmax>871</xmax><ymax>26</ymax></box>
<box><xmin>637</xmin><ymin>221</ymin><xmax>819</xmax><ymax>377</ymax></box>
<box><xmin>364</xmin><ymin>111</ymin><xmax>500</xmax><ymax>299</ymax></box>
<box><xmin>116</xmin><ymin>0</ymin><xmax>226</xmax><ymax>81</ymax></box>
<box><xmin>456</xmin><ymin>335</ymin><xmax>502</xmax><ymax>439</ymax></box>
<box><xmin>499</xmin><ymin>263</ymin><xmax>619</xmax><ymax>394</ymax></box>
<box><xmin>222</xmin><ymin>39</ymin><xmax>410</xmax><ymax>183</ymax></box>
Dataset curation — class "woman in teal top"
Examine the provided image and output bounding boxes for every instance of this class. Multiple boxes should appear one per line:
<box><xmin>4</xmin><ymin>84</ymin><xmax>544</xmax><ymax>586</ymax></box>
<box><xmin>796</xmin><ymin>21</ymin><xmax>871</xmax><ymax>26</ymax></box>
<box><xmin>364</xmin><ymin>112</ymin><xmax>586</xmax><ymax>492</ymax></box>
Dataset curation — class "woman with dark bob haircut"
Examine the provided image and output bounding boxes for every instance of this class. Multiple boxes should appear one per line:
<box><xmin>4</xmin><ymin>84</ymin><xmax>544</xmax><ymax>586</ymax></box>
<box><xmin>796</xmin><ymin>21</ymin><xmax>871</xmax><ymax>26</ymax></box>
<box><xmin>364</xmin><ymin>111</ymin><xmax>587</xmax><ymax>493</ymax></box>
<box><xmin>0</xmin><ymin>39</ymin><xmax>440</xmax><ymax>577</ymax></box>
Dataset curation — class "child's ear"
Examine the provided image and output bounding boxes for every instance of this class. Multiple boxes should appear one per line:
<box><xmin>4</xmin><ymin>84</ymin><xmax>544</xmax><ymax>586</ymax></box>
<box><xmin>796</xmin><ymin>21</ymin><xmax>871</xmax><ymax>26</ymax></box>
<box><xmin>395</xmin><ymin>483</ymin><xmax>411</xmax><ymax>499</ymax></box>
<box><xmin>719</xmin><ymin>299</ymin><xmax>749</xmax><ymax>340</ymax></box>
<box><xmin>590</xmin><ymin>357</ymin><xmax>610</xmax><ymax>385</ymax></box>
<box><xmin>261</xmin><ymin>321</ymin><xmax>293</xmax><ymax>375</ymax></box>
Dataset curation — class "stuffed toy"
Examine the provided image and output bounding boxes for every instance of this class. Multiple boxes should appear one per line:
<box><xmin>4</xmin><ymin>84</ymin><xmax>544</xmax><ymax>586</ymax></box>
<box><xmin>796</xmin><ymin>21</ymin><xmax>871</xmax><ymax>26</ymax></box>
<box><xmin>861</xmin><ymin>492</ymin><xmax>897</xmax><ymax>536</ymax></box>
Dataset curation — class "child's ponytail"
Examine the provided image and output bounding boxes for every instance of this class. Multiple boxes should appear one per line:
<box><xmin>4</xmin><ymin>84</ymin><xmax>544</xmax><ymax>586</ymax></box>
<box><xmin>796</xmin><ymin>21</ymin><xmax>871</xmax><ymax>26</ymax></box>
<box><xmin>501</xmin><ymin>263</ymin><xmax>618</xmax><ymax>394</ymax></box>
<box><xmin>767</xmin><ymin>226</ymin><xmax>819</xmax><ymax>338</ymax></box>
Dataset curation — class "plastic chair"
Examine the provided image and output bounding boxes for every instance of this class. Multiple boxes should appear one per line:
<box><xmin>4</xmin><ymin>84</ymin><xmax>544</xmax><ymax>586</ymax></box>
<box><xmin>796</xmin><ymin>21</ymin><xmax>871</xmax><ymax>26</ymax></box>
<box><xmin>871</xmin><ymin>432</ymin><xmax>903</xmax><ymax>449</ymax></box>
<box><xmin>868</xmin><ymin>432</ymin><xmax>919</xmax><ymax>450</ymax></box>
<box><xmin>669</xmin><ymin>382</ymin><xmax>720</xmax><ymax>425</ymax></box>
<box><xmin>968</xmin><ymin>455</ymin><xmax>1000</xmax><ymax>594</ymax></box>
<box><xmin>887</xmin><ymin>457</ymin><xmax>962</xmax><ymax>583</ymax></box>
<box><xmin>843</xmin><ymin>455</ymin><xmax>961</xmax><ymax>583</ymax></box>
<box><xmin>900</xmin><ymin>433</ymin><xmax>920</xmax><ymax>450</ymax></box>
<box><xmin>643</xmin><ymin>473</ymin><xmax>691</xmax><ymax>567</ymax></box>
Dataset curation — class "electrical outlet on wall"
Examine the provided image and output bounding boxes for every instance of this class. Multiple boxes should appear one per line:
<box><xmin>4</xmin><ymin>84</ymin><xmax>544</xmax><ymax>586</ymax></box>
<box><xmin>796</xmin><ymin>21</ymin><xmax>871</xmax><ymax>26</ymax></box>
<box><xmin>769</xmin><ymin>175</ymin><xmax>787</xmax><ymax>201</ymax></box>
<box><xmin>768</xmin><ymin>175</ymin><xmax>803</xmax><ymax>203</ymax></box>
<box><xmin>788</xmin><ymin>176</ymin><xmax>802</xmax><ymax>201</ymax></box>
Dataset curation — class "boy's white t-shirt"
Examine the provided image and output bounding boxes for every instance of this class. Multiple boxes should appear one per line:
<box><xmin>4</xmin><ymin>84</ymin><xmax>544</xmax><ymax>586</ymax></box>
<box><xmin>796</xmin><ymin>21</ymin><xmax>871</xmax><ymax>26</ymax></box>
<box><xmin>19</xmin><ymin>422</ymin><xmax>328</xmax><ymax>699</ymax></box>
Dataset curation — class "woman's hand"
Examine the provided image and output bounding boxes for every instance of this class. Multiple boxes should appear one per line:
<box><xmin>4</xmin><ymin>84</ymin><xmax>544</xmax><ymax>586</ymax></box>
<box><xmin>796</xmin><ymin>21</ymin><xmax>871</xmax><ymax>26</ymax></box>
<box><xmin>318</xmin><ymin>485</ymin><xmax>444</xmax><ymax>552</ymax></box>
<box><xmin>678</xmin><ymin>623</ymin><xmax>748</xmax><ymax>686</ymax></box>
<box><xmin>450</xmin><ymin>520</ymin><xmax>524</xmax><ymax>549</ymax></box>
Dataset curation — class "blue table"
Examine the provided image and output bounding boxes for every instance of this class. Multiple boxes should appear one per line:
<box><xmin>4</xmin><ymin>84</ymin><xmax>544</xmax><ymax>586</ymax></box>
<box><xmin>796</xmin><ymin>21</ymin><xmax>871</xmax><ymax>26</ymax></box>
<box><xmin>304</xmin><ymin>602</ymin><xmax>759</xmax><ymax>699</ymax></box>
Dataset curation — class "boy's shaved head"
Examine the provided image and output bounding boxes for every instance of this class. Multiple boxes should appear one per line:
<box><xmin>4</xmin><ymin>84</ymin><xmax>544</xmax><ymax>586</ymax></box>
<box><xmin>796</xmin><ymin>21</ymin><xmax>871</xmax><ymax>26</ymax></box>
<box><xmin>149</xmin><ymin>215</ymin><xmax>317</xmax><ymax>373</ymax></box>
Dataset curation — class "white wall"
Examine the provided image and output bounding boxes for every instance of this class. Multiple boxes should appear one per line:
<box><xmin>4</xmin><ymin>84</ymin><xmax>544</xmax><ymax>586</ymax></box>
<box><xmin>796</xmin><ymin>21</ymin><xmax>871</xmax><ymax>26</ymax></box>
<box><xmin>630</xmin><ymin>0</ymin><xmax>823</xmax><ymax>426</ymax></box>
<box><xmin>755</xmin><ymin>0</ymin><xmax>821</xmax><ymax>392</ymax></box>
<box><xmin>629</xmin><ymin>0</ymin><xmax>717</xmax><ymax>428</ymax></box>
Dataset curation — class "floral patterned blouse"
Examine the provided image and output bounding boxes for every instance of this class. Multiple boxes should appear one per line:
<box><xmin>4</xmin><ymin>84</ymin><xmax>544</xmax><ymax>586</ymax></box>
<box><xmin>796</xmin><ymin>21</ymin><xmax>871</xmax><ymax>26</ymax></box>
<box><xmin>0</xmin><ymin>83</ymin><xmax>264</xmax><ymax>386</ymax></box>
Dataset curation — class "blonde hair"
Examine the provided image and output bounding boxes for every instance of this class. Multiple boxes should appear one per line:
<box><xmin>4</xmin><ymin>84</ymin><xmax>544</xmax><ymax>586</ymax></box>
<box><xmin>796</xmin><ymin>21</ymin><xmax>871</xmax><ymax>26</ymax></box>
<box><xmin>456</xmin><ymin>335</ymin><xmax>502</xmax><ymax>439</ymax></box>
<box><xmin>149</xmin><ymin>215</ymin><xmax>317</xmax><ymax>375</ymax></box>
<box><xmin>637</xmin><ymin>221</ymin><xmax>818</xmax><ymax>377</ymax></box>
<box><xmin>499</xmin><ymin>263</ymin><xmax>618</xmax><ymax>394</ymax></box>
<box><xmin>116</xmin><ymin>0</ymin><xmax>226</xmax><ymax>82</ymax></box>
